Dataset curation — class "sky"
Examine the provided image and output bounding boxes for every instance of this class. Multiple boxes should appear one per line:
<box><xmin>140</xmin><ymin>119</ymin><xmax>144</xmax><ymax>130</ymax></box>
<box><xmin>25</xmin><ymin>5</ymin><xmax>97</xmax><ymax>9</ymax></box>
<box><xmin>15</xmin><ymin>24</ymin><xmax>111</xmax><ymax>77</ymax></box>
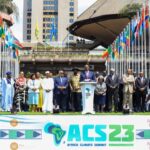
<box><xmin>11</xmin><ymin>0</ymin><xmax>97</xmax><ymax>41</ymax></box>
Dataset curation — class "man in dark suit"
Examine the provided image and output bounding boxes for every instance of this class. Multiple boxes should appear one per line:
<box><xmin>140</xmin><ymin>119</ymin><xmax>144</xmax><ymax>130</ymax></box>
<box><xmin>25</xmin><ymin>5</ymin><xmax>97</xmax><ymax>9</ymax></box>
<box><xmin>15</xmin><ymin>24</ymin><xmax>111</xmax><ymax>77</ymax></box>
<box><xmin>135</xmin><ymin>72</ymin><xmax>148</xmax><ymax>112</ymax></box>
<box><xmin>106</xmin><ymin>68</ymin><xmax>119</xmax><ymax>112</ymax></box>
<box><xmin>54</xmin><ymin>70</ymin><xmax>69</xmax><ymax>112</ymax></box>
<box><xmin>80</xmin><ymin>64</ymin><xmax>96</xmax><ymax>82</ymax></box>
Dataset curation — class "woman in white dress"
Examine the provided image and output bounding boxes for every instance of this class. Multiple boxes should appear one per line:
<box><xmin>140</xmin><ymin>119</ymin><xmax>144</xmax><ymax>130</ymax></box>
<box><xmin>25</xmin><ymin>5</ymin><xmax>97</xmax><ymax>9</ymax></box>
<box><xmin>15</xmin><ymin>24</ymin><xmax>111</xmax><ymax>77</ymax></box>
<box><xmin>27</xmin><ymin>74</ymin><xmax>40</xmax><ymax>112</ymax></box>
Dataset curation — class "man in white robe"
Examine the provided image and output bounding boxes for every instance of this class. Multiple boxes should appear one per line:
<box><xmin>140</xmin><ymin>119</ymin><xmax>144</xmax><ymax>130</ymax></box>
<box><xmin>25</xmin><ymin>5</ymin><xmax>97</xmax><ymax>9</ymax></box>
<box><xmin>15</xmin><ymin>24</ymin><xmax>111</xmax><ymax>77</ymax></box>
<box><xmin>42</xmin><ymin>71</ymin><xmax>54</xmax><ymax>113</ymax></box>
<box><xmin>2</xmin><ymin>72</ymin><xmax>14</xmax><ymax>111</ymax></box>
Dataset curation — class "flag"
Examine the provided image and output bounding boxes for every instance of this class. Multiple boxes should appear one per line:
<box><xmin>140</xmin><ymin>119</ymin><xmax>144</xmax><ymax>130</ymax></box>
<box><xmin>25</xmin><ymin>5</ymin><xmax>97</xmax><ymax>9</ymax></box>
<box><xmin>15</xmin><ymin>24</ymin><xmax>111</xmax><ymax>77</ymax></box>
<box><xmin>111</xmin><ymin>44</ymin><xmax>116</xmax><ymax>60</ymax></box>
<box><xmin>11</xmin><ymin>35</ymin><xmax>23</xmax><ymax>50</ymax></box>
<box><xmin>119</xmin><ymin>33</ymin><xmax>124</xmax><ymax>52</ymax></box>
<box><xmin>101</xmin><ymin>46</ymin><xmax>112</xmax><ymax>58</ymax></box>
<box><xmin>108</xmin><ymin>46</ymin><xmax>112</xmax><ymax>54</ymax></box>
<box><xmin>125</xmin><ymin>25</ymin><xmax>130</xmax><ymax>47</ymax></box>
<box><xmin>0</xmin><ymin>23</ymin><xmax>6</xmax><ymax>39</ymax></box>
<box><xmin>114</xmin><ymin>38</ymin><xmax>119</xmax><ymax>58</ymax></box>
<box><xmin>122</xmin><ymin>31</ymin><xmax>126</xmax><ymax>48</ymax></box>
<box><xmin>135</xmin><ymin>11</ymin><xmax>141</xmax><ymax>38</ymax></box>
<box><xmin>111</xmin><ymin>51</ymin><xmax>115</xmax><ymax>60</ymax></box>
<box><xmin>35</xmin><ymin>19</ymin><xmax>39</xmax><ymax>40</ymax></box>
<box><xmin>13</xmin><ymin>48</ymin><xmax>19</xmax><ymax>59</ymax></box>
<box><xmin>101</xmin><ymin>51</ymin><xmax>109</xmax><ymax>58</ymax></box>
<box><xmin>5</xmin><ymin>30</ymin><xmax>14</xmax><ymax>48</ymax></box>
<box><xmin>145</xmin><ymin>0</ymin><xmax>149</xmax><ymax>29</ymax></box>
<box><xmin>0</xmin><ymin>15</ymin><xmax>3</xmax><ymax>26</ymax></box>
<box><xmin>0</xmin><ymin>25</ymin><xmax>4</xmax><ymax>38</ymax></box>
<box><xmin>137</xmin><ymin>7</ymin><xmax>145</xmax><ymax>36</ymax></box>
<box><xmin>50</xmin><ymin>21</ymin><xmax>57</xmax><ymax>41</ymax></box>
<box><xmin>131</xmin><ymin>17</ymin><xmax>138</xmax><ymax>42</ymax></box>
<box><xmin>118</xmin><ymin>35</ymin><xmax>121</xmax><ymax>54</ymax></box>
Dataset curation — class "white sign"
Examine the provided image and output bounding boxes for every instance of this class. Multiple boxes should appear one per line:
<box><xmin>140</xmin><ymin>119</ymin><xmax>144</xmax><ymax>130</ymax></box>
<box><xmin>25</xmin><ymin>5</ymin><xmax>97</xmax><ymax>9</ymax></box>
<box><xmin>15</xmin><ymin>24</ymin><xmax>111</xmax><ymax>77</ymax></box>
<box><xmin>0</xmin><ymin>115</ymin><xmax>150</xmax><ymax>150</ymax></box>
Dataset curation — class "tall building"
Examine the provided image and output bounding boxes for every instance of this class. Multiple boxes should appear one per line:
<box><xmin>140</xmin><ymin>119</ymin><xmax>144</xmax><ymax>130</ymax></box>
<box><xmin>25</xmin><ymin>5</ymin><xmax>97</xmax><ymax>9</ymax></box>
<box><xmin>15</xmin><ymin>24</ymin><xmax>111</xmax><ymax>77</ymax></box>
<box><xmin>23</xmin><ymin>0</ymin><xmax>78</xmax><ymax>43</ymax></box>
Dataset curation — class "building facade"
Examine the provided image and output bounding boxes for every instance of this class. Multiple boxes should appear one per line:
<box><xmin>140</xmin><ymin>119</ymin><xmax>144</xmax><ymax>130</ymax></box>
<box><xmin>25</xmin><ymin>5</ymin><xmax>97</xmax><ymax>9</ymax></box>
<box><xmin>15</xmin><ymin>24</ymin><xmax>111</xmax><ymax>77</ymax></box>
<box><xmin>19</xmin><ymin>43</ymin><xmax>105</xmax><ymax>74</ymax></box>
<box><xmin>23</xmin><ymin>0</ymin><xmax>78</xmax><ymax>43</ymax></box>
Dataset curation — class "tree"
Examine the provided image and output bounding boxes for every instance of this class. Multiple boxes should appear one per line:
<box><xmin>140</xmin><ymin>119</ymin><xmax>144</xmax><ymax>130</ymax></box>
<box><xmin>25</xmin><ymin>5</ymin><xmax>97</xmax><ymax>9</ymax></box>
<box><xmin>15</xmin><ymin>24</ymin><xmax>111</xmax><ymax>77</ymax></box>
<box><xmin>0</xmin><ymin>0</ymin><xmax>19</xmax><ymax>20</ymax></box>
<box><xmin>119</xmin><ymin>3</ymin><xmax>142</xmax><ymax>19</ymax></box>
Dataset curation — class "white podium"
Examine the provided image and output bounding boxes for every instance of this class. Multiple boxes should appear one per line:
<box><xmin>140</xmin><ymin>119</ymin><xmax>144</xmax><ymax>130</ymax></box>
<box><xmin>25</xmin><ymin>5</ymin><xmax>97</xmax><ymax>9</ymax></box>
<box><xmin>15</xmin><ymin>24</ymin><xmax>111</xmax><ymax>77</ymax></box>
<box><xmin>80</xmin><ymin>81</ymin><xmax>96</xmax><ymax>114</ymax></box>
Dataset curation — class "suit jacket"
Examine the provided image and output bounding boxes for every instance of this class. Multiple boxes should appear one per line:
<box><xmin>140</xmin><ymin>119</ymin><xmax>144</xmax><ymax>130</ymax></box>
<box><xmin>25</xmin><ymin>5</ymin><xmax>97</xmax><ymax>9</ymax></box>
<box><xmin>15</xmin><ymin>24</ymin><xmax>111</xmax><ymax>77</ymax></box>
<box><xmin>123</xmin><ymin>74</ymin><xmax>135</xmax><ymax>93</ymax></box>
<box><xmin>106</xmin><ymin>74</ymin><xmax>119</xmax><ymax>91</ymax></box>
<box><xmin>135</xmin><ymin>77</ymin><xmax>148</xmax><ymax>93</ymax></box>
<box><xmin>80</xmin><ymin>71</ymin><xmax>96</xmax><ymax>82</ymax></box>
<box><xmin>54</xmin><ymin>76</ymin><xmax>69</xmax><ymax>94</ymax></box>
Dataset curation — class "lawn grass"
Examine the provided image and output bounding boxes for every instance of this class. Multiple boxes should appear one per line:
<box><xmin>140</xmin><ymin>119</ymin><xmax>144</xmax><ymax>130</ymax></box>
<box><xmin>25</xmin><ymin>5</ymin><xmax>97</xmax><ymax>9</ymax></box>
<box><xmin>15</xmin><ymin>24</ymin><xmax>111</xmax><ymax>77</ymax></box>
<box><xmin>0</xmin><ymin>112</ymin><xmax>150</xmax><ymax>115</ymax></box>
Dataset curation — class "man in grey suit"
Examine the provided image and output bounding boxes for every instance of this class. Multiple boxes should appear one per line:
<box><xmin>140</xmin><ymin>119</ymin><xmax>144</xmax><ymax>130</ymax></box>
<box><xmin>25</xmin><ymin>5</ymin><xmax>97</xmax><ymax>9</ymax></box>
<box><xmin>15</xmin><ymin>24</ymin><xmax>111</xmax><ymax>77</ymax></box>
<box><xmin>135</xmin><ymin>72</ymin><xmax>148</xmax><ymax>112</ymax></box>
<box><xmin>106</xmin><ymin>68</ymin><xmax>119</xmax><ymax>112</ymax></box>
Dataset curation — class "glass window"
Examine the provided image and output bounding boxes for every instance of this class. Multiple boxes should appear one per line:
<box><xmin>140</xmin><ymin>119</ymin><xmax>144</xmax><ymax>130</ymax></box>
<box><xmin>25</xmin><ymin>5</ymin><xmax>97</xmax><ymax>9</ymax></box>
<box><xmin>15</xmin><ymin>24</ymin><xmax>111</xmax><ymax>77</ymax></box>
<box><xmin>27</xmin><ymin>12</ymin><xmax>31</xmax><ymax>16</ymax></box>
<box><xmin>70</xmin><ymin>13</ymin><xmax>74</xmax><ymax>16</ymax></box>
<box><xmin>70</xmin><ymin>7</ymin><xmax>74</xmax><ymax>12</ymax></box>
<box><xmin>27</xmin><ymin>18</ymin><xmax>31</xmax><ymax>23</ymax></box>
<box><xmin>27</xmin><ymin>24</ymin><xmax>31</xmax><ymax>28</ymax></box>
<box><xmin>70</xmin><ymin>2</ymin><xmax>74</xmax><ymax>6</ymax></box>
<box><xmin>69</xmin><ymin>19</ymin><xmax>74</xmax><ymax>23</ymax></box>
<box><xmin>27</xmin><ymin>30</ymin><xmax>31</xmax><ymax>34</ymax></box>
<box><xmin>69</xmin><ymin>36</ymin><xmax>74</xmax><ymax>40</ymax></box>
<box><xmin>27</xmin><ymin>0</ymin><xmax>32</xmax><ymax>10</ymax></box>
<box><xmin>27</xmin><ymin>35</ymin><xmax>31</xmax><ymax>40</ymax></box>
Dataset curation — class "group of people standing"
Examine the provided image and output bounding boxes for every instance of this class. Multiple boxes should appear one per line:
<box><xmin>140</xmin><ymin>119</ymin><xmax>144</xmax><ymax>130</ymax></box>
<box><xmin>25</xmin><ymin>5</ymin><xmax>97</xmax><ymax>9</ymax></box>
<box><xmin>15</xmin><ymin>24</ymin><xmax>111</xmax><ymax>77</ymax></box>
<box><xmin>0</xmin><ymin>71</ymin><xmax>53</xmax><ymax>113</ymax></box>
<box><xmin>95</xmin><ymin>68</ymin><xmax>150</xmax><ymax>113</ymax></box>
<box><xmin>0</xmin><ymin>64</ymin><xmax>150</xmax><ymax>114</ymax></box>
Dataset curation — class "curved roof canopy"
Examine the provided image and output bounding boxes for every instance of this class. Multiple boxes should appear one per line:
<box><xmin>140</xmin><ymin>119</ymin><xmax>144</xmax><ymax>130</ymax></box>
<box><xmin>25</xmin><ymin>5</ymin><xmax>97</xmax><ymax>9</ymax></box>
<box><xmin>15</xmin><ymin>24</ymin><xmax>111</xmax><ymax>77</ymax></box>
<box><xmin>68</xmin><ymin>0</ymin><xmax>143</xmax><ymax>48</ymax></box>
<box><xmin>0</xmin><ymin>12</ymin><xmax>14</xmax><ymax>26</ymax></box>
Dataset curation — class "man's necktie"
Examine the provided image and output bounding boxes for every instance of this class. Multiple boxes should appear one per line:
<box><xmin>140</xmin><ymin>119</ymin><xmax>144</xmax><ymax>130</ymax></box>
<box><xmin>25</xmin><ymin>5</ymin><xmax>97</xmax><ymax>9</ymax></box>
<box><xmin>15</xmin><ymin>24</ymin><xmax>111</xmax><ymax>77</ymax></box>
<box><xmin>60</xmin><ymin>77</ymin><xmax>62</xmax><ymax>83</ymax></box>
<box><xmin>86</xmin><ymin>71</ymin><xmax>89</xmax><ymax>79</ymax></box>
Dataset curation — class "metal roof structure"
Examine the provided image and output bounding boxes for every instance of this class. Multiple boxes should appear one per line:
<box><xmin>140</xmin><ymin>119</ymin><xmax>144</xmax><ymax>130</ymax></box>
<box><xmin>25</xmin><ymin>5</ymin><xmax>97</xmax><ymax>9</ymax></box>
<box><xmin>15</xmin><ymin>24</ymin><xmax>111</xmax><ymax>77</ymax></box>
<box><xmin>68</xmin><ymin>0</ymin><xmax>144</xmax><ymax>48</ymax></box>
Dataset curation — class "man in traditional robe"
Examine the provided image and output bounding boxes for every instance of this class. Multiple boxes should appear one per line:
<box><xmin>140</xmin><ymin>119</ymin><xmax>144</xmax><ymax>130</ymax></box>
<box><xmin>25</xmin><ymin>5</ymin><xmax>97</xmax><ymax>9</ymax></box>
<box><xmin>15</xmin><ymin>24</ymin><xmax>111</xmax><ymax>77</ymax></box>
<box><xmin>2</xmin><ymin>72</ymin><xmax>14</xmax><ymax>111</ymax></box>
<box><xmin>42</xmin><ymin>71</ymin><xmax>54</xmax><ymax>113</ymax></box>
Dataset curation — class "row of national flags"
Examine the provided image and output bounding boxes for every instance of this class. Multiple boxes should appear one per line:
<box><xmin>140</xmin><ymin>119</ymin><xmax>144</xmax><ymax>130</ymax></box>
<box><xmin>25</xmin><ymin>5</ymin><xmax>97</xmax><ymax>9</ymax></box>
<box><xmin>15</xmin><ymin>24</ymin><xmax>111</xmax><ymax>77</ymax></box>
<box><xmin>101</xmin><ymin>0</ymin><xmax>150</xmax><ymax>60</ymax></box>
<box><xmin>0</xmin><ymin>15</ymin><xmax>23</xmax><ymax>59</ymax></box>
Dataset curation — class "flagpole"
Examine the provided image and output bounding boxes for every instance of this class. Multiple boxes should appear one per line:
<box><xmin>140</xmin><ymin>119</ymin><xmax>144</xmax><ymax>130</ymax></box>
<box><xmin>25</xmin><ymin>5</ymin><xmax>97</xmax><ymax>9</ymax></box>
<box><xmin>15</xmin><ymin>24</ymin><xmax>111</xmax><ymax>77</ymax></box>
<box><xmin>44</xmin><ymin>23</ymin><xmax>47</xmax><ymax>51</ymax></box>
<box><xmin>138</xmin><ymin>22</ymin><xmax>140</xmax><ymax>73</ymax></box>
<box><xmin>120</xmin><ymin>34</ymin><xmax>124</xmax><ymax>75</ymax></box>
<box><xmin>132</xmin><ymin>31</ymin><xmax>135</xmax><ymax>73</ymax></box>
<box><xmin>141</xmin><ymin>24</ymin><xmax>144</xmax><ymax>72</ymax></box>
<box><xmin>124</xmin><ymin>32</ymin><xmax>127</xmax><ymax>74</ymax></box>
<box><xmin>129</xmin><ymin>23</ymin><xmax>131</xmax><ymax>69</ymax></box>
<box><xmin>126</xmin><ymin>30</ymin><xmax>129</xmax><ymax>70</ymax></box>
<box><xmin>0</xmin><ymin>38</ymin><xmax>1</xmax><ymax>79</ymax></box>
<box><xmin>133</xmin><ymin>15</ymin><xmax>138</xmax><ymax>74</ymax></box>
<box><xmin>144</xmin><ymin>1</ymin><xmax>147</xmax><ymax>78</ymax></box>
<box><xmin>3</xmin><ymin>23</ymin><xmax>6</xmax><ymax>78</ymax></box>
<box><xmin>134</xmin><ymin>33</ymin><xmax>137</xmax><ymax>74</ymax></box>
<box><xmin>148</xmin><ymin>0</ymin><xmax>150</xmax><ymax>78</ymax></box>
